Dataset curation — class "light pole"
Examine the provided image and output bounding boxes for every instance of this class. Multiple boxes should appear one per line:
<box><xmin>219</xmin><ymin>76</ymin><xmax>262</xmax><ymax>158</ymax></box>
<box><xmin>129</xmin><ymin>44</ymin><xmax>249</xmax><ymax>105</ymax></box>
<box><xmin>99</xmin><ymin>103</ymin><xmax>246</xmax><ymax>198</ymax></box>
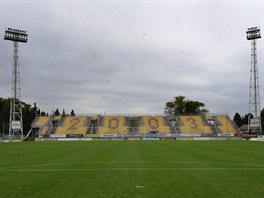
<box><xmin>246</xmin><ymin>27</ymin><xmax>261</xmax><ymax>133</ymax></box>
<box><xmin>4</xmin><ymin>28</ymin><xmax>28</xmax><ymax>141</ymax></box>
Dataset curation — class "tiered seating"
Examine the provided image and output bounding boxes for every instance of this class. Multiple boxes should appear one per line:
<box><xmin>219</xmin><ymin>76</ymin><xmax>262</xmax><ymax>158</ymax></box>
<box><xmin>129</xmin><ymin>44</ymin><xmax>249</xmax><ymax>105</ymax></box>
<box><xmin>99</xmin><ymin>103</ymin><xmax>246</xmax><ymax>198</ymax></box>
<box><xmin>31</xmin><ymin>114</ymin><xmax>240</xmax><ymax>137</ymax></box>
<box><xmin>178</xmin><ymin>115</ymin><xmax>212</xmax><ymax>134</ymax></box>
<box><xmin>39</xmin><ymin>126</ymin><xmax>50</xmax><ymax>135</ymax></box>
<box><xmin>32</xmin><ymin>116</ymin><xmax>51</xmax><ymax>135</ymax></box>
<box><xmin>55</xmin><ymin>116</ymin><xmax>88</xmax><ymax>134</ymax></box>
<box><xmin>214</xmin><ymin>115</ymin><xmax>238</xmax><ymax>133</ymax></box>
<box><xmin>32</xmin><ymin>116</ymin><xmax>50</xmax><ymax>128</ymax></box>
<box><xmin>139</xmin><ymin>116</ymin><xmax>170</xmax><ymax>133</ymax></box>
<box><xmin>205</xmin><ymin>115</ymin><xmax>213</xmax><ymax>120</ymax></box>
<box><xmin>97</xmin><ymin>116</ymin><xmax>127</xmax><ymax>134</ymax></box>
<box><xmin>53</xmin><ymin>116</ymin><xmax>61</xmax><ymax>121</ymax></box>
<box><xmin>92</xmin><ymin>116</ymin><xmax>100</xmax><ymax>120</ymax></box>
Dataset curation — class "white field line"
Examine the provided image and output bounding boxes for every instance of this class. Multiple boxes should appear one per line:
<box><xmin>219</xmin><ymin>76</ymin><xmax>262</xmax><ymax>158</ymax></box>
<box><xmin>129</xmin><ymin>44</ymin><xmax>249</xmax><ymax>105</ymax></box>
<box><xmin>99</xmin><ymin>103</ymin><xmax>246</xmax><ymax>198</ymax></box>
<box><xmin>0</xmin><ymin>161</ymin><xmax>207</xmax><ymax>170</ymax></box>
<box><xmin>0</xmin><ymin>167</ymin><xmax>263</xmax><ymax>172</ymax></box>
<box><xmin>0</xmin><ymin>160</ymin><xmax>263</xmax><ymax>170</ymax></box>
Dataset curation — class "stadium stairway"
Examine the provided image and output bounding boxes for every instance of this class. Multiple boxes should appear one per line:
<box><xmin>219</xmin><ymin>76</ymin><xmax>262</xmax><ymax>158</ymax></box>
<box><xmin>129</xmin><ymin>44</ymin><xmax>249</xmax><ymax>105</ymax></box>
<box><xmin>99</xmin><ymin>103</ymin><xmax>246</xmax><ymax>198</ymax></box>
<box><xmin>126</xmin><ymin>117</ymin><xmax>140</xmax><ymax>133</ymax></box>
<box><xmin>87</xmin><ymin>116</ymin><xmax>101</xmax><ymax>134</ymax></box>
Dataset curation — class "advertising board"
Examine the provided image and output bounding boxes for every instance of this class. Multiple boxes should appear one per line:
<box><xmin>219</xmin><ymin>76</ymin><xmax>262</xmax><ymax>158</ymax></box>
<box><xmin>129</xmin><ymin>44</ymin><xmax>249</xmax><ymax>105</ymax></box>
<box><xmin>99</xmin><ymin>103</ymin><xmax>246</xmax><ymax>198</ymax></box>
<box><xmin>142</xmin><ymin>137</ymin><xmax>160</xmax><ymax>141</ymax></box>
<box><xmin>250</xmin><ymin>119</ymin><xmax>260</xmax><ymax>128</ymax></box>
<box><xmin>100</xmin><ymin>134</ymin><xmax>118</xmax><ymax>137</ymax></box>
<box><xmin>160</xmin><ymin>137</ymin><xmax>175</xmax><ymax>140</ymax></box>
<box><xmin>11</xmin><ymin>121</ymin><xmax>21</xmax><ymax>130</ymax></box>
<box><xmin>127</xmin><ymin>137</ymin><xmax>141</xmax><ymax>140</ymax></box>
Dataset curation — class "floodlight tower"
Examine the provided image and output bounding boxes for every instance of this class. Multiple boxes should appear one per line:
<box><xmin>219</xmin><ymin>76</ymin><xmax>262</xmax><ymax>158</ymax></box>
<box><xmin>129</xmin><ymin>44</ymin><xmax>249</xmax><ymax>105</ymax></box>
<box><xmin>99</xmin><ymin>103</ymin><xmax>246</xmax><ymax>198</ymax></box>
<box><xmin>246</xmin><ymin>27</ymin><xmax>261</xmax><ymax>132</ymax></box>
<box><xmin>4</xmin><ymin>28</ymin><xmax>28</xmax><ymax>140</ymax></box>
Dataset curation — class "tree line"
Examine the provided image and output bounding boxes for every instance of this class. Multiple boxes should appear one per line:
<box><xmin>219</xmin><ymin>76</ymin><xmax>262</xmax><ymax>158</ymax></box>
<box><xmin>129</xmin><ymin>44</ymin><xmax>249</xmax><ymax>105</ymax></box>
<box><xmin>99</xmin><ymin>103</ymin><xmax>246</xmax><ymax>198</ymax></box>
<box><xmin>0</xmin><ymin>98</ymin><xmax>75</xmax><ymax>135</ymax></box>
<box><xmin>233</xmin><ymin>110</ymin><xmax>264</xmax><ymax>129</ymax></box>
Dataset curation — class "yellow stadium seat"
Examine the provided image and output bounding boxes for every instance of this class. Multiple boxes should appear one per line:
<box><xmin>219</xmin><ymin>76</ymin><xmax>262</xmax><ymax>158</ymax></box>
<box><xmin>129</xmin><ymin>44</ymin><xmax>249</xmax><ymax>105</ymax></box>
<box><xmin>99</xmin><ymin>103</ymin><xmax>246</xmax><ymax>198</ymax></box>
<box><xmin>32</xmin><ymin>116</ymin><xmax>50</xmax><ymax>128</ymax></box>
<box><xmin>139</xmin><ymin>116</ymin><xmax>170</xmax><ymax>133</ymax></box>
<box><xmin>55</xmin><ymin>116</ymin><xmax>88</xmax><ymax>134</ymax></box>
<box><xmin>53</xmin><ymin>116</ymin><xmax>62</xmax><ymax>121</ymax></box>
<box><xmin>39</xmin><ymin>126</ymin><xmax>50</xmax><ymax>135</ymax></box>
<box><xmin>178</xmin><ymin>115</ymin><xmax>212</xmax><ymax>134</ymax></box>
<box><xmin>205</xmin><ymin>115</ymin><xmax>213</xmax><ymax>120</ymax></box>
<box><xmin>97</xmin><ymin>116</ymin><xmax>127</xmax><ymax>134</ymax></box>
<box><xmin>214</xmin><ymin>115</ymin><xmax>238</xmax><ymax>133</ymax></box>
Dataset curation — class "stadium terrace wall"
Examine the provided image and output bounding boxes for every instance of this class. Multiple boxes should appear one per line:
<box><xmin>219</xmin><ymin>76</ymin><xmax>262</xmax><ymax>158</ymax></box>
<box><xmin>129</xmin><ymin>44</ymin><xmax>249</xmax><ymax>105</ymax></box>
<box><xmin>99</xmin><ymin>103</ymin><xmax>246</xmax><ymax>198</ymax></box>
<box><xmin>27</xmin><ymin>114</ymin><xmax>243</xmax><ymax>141</ymax></box>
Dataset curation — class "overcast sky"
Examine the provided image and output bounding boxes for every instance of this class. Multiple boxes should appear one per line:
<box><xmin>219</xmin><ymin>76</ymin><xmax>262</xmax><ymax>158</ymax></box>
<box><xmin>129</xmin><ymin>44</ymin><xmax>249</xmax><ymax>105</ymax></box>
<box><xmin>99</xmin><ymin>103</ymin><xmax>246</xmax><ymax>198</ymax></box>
<box><xmin>0</xmin><ymin>1</ymin><xmax>263</xmax><ymax>117</ymax></box>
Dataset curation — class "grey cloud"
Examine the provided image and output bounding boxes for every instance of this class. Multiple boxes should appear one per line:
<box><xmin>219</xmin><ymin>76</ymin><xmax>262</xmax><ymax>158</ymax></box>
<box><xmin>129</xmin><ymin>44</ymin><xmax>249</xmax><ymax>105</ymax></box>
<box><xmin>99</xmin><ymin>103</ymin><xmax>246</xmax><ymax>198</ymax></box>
<box><xmin>1</xmin><ymin>1</ymin><xmax>263</xmax><ymax>117</ymax></box>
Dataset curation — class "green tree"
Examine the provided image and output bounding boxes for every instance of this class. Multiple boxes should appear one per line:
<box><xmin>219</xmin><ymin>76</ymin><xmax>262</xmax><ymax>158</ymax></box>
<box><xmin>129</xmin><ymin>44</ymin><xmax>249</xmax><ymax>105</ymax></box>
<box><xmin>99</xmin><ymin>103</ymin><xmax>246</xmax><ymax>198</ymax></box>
<box><xmin>241</xmin><ymin>113</ymin><xmax>253</xmax><ymax>125</ymax></box>
<box><xmin>0</xmin><ymin>98</ymin><xmax>11</xmax><ymax>134</ymax></box>
<box><xmin>185</xmin><ymin>100</ymin><xmax>208</xmax><ymax>114</ymax></box>
<box><xmin>233</xmin><ymin>113</ymin><xmax>243</xmax><ymax>127</ymax></box>
<box><xmin>62</xmin><ymin>109</ymin><xmax>66</xmax><ymax>117</ymax></box>
<box><xmin>18</xmin><ymin>101</ymin><xmax>40</xmax><ymax>134</ymax></box>
<box><xmin>260</xmin><ymin>109</ymin><xmax>264</xmax><ymax>133</ymax></box>
<box><xmin>164</xmin><ymin>95</ymin><xmax>208</xmax><ymax>116</ymax></box>
<box><xmin>70</xmin><ymin>109</ymin><xmax>75</xmax><ymax>116</ymax></box>
<box><xmin>54</xmin><ymin>108</ymin><xmax>60</xmax><ymax>116</ymax></box>
<box><xmin>0</xmin><ymin>98</ymin><xmax>40</xmax><ymax>136</ymax></box>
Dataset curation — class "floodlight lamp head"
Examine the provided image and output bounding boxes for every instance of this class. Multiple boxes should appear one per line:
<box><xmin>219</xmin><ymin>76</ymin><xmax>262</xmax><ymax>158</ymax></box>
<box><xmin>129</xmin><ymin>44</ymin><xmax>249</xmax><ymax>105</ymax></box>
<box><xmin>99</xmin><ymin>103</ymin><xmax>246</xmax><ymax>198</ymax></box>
<box><xmin>246</xmin><ymin>26</ymin><xmax>261</xmax><ymax>40</ymax></box>
<box><xmin>4</xmin><ymin>27</ymin><xmax>28</xmax><ymax>43</ymax></box>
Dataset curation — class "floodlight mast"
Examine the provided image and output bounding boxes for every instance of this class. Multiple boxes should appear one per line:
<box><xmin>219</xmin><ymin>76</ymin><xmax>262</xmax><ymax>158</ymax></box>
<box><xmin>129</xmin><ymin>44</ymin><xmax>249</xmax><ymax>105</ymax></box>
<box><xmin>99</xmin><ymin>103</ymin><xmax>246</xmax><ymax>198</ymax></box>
<box><xmin>4</xmin><ymin>28</ymin><xmax>28</xmax><ymax>141</ymax></box>
<box><xmin>246</xmin><ymin>26</ymin><xmax>261</xmax><ymax>133</ymax></box>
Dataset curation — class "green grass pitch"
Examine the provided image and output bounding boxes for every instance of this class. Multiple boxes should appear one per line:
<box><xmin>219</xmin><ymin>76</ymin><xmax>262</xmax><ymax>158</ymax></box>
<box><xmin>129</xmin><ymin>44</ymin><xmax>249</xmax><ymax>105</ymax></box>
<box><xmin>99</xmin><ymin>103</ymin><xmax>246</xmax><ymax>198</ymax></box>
<box><xmin>0</xmin><ymin>140</ymin><xmax>263</xmax><ymax>198</ymax></box>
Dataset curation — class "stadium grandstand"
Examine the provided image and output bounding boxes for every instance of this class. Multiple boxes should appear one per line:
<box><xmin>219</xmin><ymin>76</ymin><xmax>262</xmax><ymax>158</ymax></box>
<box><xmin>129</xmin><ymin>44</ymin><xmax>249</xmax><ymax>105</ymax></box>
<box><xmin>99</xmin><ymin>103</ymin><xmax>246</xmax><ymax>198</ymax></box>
<box><xmin>29</xmin><ymin>113</ymin><xmax>241</xmax><ymax>140</ymax></box>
